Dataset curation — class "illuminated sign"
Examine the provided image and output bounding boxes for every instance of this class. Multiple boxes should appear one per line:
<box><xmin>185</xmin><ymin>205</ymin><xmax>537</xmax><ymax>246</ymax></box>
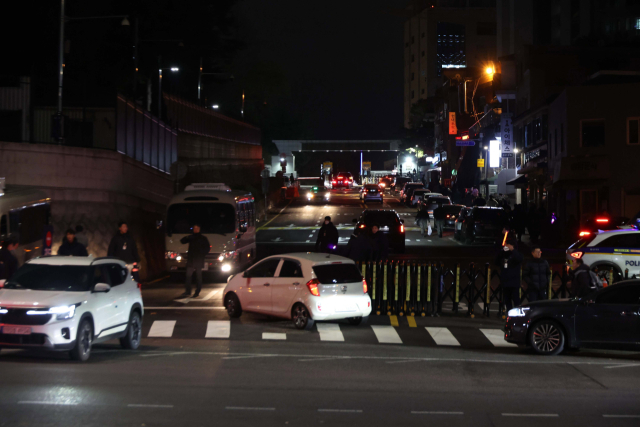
<box><xmin>490</xmin><ymin>140</ymin><xmax>500</xmax><ymax>167</ymax></box>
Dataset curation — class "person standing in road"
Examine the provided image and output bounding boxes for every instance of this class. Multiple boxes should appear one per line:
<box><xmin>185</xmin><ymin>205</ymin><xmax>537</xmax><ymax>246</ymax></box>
<box><xmin>345</xmin><ymin>232</ymin><xmax>372</xmax><ymax>262</ymax></box>
<box><xmin>316</xmin><ymin>216</ymin><xmax>339</xmax><ymax>253</ymax></box>
<box><xmin>57</xmin><ymin>228</ymin><xmax>88</xmax><ymax>256</ymax></box>
<box><xmin>495</xmin><ymin>238</ymin><xmax>524</xmax><ymax>312</ymax></box>
<box><xmin>108</xmin><ymin>221</ymin><xmax>141</xmax><ymax>280</ymax></box>
<box><xmin>415</xmin><ymin>208</ymin><xmax>430</xmax><ymax>237</ymax></box>
<box><xmin>371</xmin><ymin>224</ymin><xmax>389</xmax><ymax>261</ymax></box>
<box><xmin>0</xmin><ymin>237</ymin><xmax>19</xmax><ymax>280</ymax></box>
<box><xmin>523</xmin><ymin>246</ymin><xmax>550</xmax><ymax>302</ymax></box>
<box><xmin>433</xmin><ymin>203</ymin><xmax>446</xmax><ymax>238</ymax></box>
<box><xmin>569</xmin><ymin>258</ymin><xmax>593</xmax><ymax>298</ymax></box>
<box><xmin>179</xmin><ymin>224</ymin><xmax>211</xmax><ymax>298</ymax></box>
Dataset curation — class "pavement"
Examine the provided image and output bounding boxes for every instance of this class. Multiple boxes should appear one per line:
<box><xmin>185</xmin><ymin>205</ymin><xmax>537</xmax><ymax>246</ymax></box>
<box><xmin>1</xmin><ymin>188</ymin><xmax>637</xmax><ymax>426</ymax></box>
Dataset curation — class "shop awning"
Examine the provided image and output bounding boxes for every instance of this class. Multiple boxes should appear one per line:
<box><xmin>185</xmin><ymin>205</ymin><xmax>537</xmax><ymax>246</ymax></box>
<box><xmin>506</xmin><ymin>175</ymin><xmax>528</xmax><ymax>186</ymax></box>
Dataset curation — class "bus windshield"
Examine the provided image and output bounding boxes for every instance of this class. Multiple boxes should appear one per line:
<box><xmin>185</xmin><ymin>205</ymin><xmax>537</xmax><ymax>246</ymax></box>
<box><xmin>167</xmin><ymin>203</ymin><xmax>236</xmax><ymax>235</ymax></box>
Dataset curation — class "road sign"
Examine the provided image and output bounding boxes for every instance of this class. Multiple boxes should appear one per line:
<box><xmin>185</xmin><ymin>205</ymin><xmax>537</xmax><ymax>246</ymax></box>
<box><xmin>456</xmin><ymin>140</ymin><xmax>475</xmax><ymax>147</ymax></box>
<box><xmin>477</xmin><ymin>159</ymin><xmax>485</xmax><ymax>167</ymax></box>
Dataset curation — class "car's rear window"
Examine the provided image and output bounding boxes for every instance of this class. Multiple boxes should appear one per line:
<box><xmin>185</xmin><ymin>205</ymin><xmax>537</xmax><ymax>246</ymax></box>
<box><xmin>313</xmin><ymin>264</ymin><xmax>362</xmax><ymax>284</ymax></box>
<box><xmin>364</xmin><ymin>212</ymin><xmax>399</xmax><ymax>225</ymax></box>
<box><xmin>474</xmin><ymin>209</ymin><xmax>506</xmax><ymax>221</ymax></box>
<box><xmin>427</xmin><ymin>197</ymin><xmax>451</xmax><ymax>205</ymax></box>
<box><xmin>443</xmin><ymin>205</ymin><xmax>462</xmax><ymax>214</ymax></box>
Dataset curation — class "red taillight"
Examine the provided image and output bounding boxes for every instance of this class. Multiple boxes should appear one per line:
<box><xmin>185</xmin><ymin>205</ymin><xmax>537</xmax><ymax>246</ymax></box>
<box><xmin>307</xmin><ymin>279</ymin><xmax>320</xmax><ymax>296</ymax></box>
<box><xmin>596</xmin><ymin>218</ymin><xmax>609</xmax><ymax>223</ymax></box>
<box><xmin>362</xmin><ymin>279</ymin><xmax>368</xmax><ymax>294</ymax></box>
<box><xmin>359</xmin><ymin>224</ymin><xmax>366</xmax><ymax>229</ymax></box>
<box><xmin>332</xmin><ymin>180</ymin><xmax>336</xmax><ymax>184</ymax></box>
<box><xmin>349</xmin><ymin>177</ymin><xmax>353</xmax><ymax>181</ymax></box>
<box><xmin>579</xmin><ymin>231</ymin><xmax>591</xmax><ymax>237</ymax></box>
<box><xmin>137</xmin><ymin>282</ymin><xmax>142</xmax><ymax>290</ymax></box>
<box><xmin>400</xmin><ymin>224</ymin><xmax>405</xmax><ymax>233</ymax></box>
<box><xmin>570</xmin><ymin>252</ymin><xmax>583</xmax><ymax>259</ymax></box>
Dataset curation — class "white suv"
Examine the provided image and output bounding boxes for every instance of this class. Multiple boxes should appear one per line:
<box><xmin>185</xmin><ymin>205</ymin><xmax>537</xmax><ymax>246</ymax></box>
<box><xmin>0</xmin><ymin>256</ymin><xmax>144</xmax><ymax>361</ymax></box>
<box><xmin>567</xmin><ymin>229</ymin><xmax>640</xmax><ymax>283</ymax></box>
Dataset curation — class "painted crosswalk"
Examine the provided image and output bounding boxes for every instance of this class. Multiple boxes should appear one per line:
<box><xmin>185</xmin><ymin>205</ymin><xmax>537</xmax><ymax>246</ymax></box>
<box><xmin>144</xmin><ymin>320</ymin><xmax>515</xmax><ymax>349</ymax></box>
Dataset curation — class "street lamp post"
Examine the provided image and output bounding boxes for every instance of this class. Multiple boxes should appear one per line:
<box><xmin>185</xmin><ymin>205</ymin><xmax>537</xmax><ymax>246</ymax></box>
<box><xmin>158</xmin><ymin>57</ymin><xmax>179</xmax><ymax>118</ymax></box>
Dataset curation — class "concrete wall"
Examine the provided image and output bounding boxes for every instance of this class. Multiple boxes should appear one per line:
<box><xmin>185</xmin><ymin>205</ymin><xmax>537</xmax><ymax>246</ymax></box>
<box><xmin>0</xmin><ymin>142</ymin><xmax>173</xmax><ymax>280</ymax></box>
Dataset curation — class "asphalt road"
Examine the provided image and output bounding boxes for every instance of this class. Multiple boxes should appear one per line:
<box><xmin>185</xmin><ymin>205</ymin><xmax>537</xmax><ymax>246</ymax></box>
<box><xmin>1</xmin><ymin>188</ymin><xmax>634</xmax><ymax>427</ymax></box>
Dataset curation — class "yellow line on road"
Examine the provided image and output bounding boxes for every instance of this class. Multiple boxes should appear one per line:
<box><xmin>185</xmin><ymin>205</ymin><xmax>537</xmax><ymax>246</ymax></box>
<box><xmin>144</xmin><ymin>275</ymin><xmax>170</xmax><ymax>285</ymax></box>
<box><xmin>407</xmin><ymin>316</ymin><xmax>417</xmax><ymax>328</ymax></box>
<box><xmin>389</xmin><ymin>315</ymin><xmax>399</xmax><ymax>327</ymax></box>
<box><xmin>257</xmin><ymin>199</ymin><xmax>293</xmax><ymax>230</ymax></box>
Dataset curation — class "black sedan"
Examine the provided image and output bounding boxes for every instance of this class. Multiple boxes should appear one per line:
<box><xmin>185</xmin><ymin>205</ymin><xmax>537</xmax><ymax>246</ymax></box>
<box><xmin>352</xmin><ymin>209</ymin><xmax>405</xmax><ymax>253</ymax></box>
<box><xmin>505</xmin><ymin>280</ymin><xmax>640</xmax><ymax>355</ymax></box>
<box><xmin>459</xmin><ymin>206</ymin><xmax>506</xmax><ymax>243</ymax></box>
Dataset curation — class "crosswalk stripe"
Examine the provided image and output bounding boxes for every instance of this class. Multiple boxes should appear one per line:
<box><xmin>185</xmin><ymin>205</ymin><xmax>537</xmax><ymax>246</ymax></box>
<box><xmin>263</xmin><ymin>332</ymin><xmax>287</xmax><ymax>340</ymax></box>
<box><xmin>371</xmin><ymin>325</ymin><xmax>403</xmax><ymax>344</ymax></box>
<box><xmin>480</xmin><ymin>329</ymin><xmax>517</xmax><ymax>347</ymax></box>
<box><xmin>316</xmin><ymin>323</ymin><xmax>344</xmax><ymax>341</ymax></box>
<box><xmin>205</xmin><ymin>320</ymin><xmax>230</xmax><ymax>338</ymax></box>
<box><xmin>147</xmin><ymin>321</ymin><xmax>176</xmax><ymax>338</ymax></box>
<box><xmin>407</xmin><ymin>316</ymin><xmax>417</xmax><ymax>328</ymax></box>
<box><xmin>389</xmin><ymin>315</ymin><xmax>399</xmax><ymax>327</ymax></box>
<box><xmin>425</xmin><ymin>327</ymin><xmax>460</xmax><ymax>346</ymax></box>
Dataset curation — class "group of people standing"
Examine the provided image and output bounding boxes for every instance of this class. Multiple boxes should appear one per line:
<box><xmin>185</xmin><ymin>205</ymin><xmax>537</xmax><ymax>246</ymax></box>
<box><xmin>315</xmin><ymin>216</ymin><xmax>389</xmax><ymax>262</ymax></box>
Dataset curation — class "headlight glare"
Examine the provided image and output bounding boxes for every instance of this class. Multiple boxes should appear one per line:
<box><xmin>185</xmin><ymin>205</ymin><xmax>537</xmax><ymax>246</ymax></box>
<box><xmin>27</xmin><ymin>304</ymin><xmax>77</xmax><ymax>320</ymax></box>
<box><xmin>507</xmin><ymin>307</ymin><xmax>530</xmax><ymax>317</ymax></box>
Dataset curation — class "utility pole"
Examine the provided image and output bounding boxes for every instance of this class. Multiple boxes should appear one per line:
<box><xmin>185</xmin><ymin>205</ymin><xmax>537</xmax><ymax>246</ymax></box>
<box><xmin>56</xmin><ymin>0</ymin><xmax>66</xmax><ymax>143</ymax></box>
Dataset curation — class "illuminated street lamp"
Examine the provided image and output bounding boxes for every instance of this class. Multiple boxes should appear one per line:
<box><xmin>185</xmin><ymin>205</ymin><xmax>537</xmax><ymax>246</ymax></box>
<box><xmin>158</xmin><ymin>64</ymin><xmax>179</xmax><ymax>118</ymax></box>
<box><xmin>212</xmin><ymin>104</ymin><xmax>219</xmax><ymax>109</ymax></box>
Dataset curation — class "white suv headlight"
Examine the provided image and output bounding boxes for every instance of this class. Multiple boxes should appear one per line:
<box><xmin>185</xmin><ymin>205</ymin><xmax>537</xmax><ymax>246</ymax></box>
<box><xmin>27</xmin><ymin>304</ymin><xmax>78</xmax><ymax>321</ymax></box>
<box><xmin>507</xmin><ymin>307</ymin><xmax>530</xmax><ymax>317</ymax></box>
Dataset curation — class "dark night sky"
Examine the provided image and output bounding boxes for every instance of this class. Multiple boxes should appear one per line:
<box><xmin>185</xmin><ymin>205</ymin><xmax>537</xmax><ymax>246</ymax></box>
<box><xmin>231</xmin><ymin>0</ymin><xmax>405</xmax><ymax>140</ymax></box>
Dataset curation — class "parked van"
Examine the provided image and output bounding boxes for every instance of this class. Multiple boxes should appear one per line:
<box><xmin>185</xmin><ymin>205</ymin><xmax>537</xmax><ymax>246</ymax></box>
<box><xmin>164</xmin><ymin>183</ymin><xmax>256</xmax><ymax>274</ymax></box>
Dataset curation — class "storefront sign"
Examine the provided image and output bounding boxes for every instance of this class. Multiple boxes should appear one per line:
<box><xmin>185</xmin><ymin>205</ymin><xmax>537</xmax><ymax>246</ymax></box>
<box><xmin>501</xmin><ymin>114</ymin><xmax>513</xmax><ymax>156</ymax></box>
<box><xmin>449</xmin><ymin>112</ymin><xmax>457</xmax><ymax>135</ymax></box>
<box><xmin>489</xmin><ymin>140</ymin><xmax>500</xmax><ymax>168</ymax></box>
<box><xmin>477</xmin><ymin>158</ymin><xmax>485</xmax><ymax>167</ymax></box>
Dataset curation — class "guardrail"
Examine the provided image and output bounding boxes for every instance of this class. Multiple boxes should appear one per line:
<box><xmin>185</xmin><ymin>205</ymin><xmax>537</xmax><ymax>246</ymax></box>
<box><xmin>356</xmin><ymin>261</ymin><xmax>635</xmax><ymax>318</ymax></box>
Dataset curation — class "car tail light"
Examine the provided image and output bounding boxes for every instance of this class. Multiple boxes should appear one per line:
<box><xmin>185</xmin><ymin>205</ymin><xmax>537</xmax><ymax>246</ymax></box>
<box><xmin>306</xmin><ymin>279</ymin><xmax>320</xmax><ymax>296</ymax></box>
<box><xmin>570</xmin><ymin>252</ymin><xmax>583</xmax><ymax>259</ymax></box>
<box><xmin>359</xmin><ymin>224</ymin><xmax>366</xmax><ymax>229</ymax></box>
<box><xmin>332</xmin><ymin>180</ymin><xmax>336</xmax><ymax>184</ymax></box>
<box><xmin>596</xmin><ymin>218</ymin><xmax>609</xmax><ymax>223</ymax></box>
<box><xmin>349</xmin><ymin>177</ymin><xmax>353</xmax><ymax>181</ymax></box>
<box><xmin>400</xmin><ymin>224</ymin><xmax>405</xmax><ymax>233</ymax></box>
<box><xmin>579</xmin><ymin>231</ymin><xmax>591</xmax><ymax>237</ymax></box>
<box><xmin>362</xmin><ymin>279</ymin><xmax>368</xmax><ymax>294</ymax></box>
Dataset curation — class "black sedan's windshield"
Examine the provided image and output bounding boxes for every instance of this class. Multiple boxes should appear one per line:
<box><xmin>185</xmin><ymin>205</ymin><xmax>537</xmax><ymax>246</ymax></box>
<box><xmin>6</xmin><ymin>264</ymin><xmax>93</xmax><ymax>292</ymax></box>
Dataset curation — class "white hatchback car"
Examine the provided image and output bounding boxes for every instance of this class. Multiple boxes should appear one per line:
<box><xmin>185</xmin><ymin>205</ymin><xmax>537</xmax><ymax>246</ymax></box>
<box><xmin>0</xmin><ymin>256</ymin><xmax>144</xmax><ymax>361</ymax></box>
<box><xmin>223</xmin><ymin>253</ymin><xmax>372</xmax><ymax>329</ymax></box>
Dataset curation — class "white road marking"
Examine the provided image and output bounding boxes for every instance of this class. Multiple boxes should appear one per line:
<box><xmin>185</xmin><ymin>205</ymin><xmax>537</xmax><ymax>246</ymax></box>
<box><xmin>371</xmin><ymin>325</ymin><xmax>402</xmax><ymax>344</ymax></box>
<box><xmin>412</xmin><ymin>411</ymin><xmax>464</xmax><ymax>415</ymax></box>
<box><xmin>480</xmin><ymin>329</ymin><xmax>517</xmax><ymax>347</ymax></box>
<box><xmin>426</xmin><ymin>327</ymin><xmax>460</xmax><ymax>346</ymax></box>
<box><xmin>603</xmin><ymin>415</ymin><xmax>640</xmax><ymax>418</ymax></box>
<box><xmin>199</xmin><ymin>289</ymin><xmax>219</xmax><ymax>301</ymax></box>
<box><xmin>148</xmin><ymin>320</ymin><xmax>176</xmax><ymax>337</ymax></box>
<box><xmin>226</xmin><ymin>406</ymin><xmax>276</xmax><ymax>411</ymax></box>
<box><xmin>416</xmin><ymin>239</ymin><xmax>420</xmax><ymax>242</ymax></box>
<box><xmin>128</xmin><ymin>404</ymin><xmax>173</xmax><ymax>408</ymax></box>
<box><xmin>318</xmin><ymin>409</ymin><xmax>362</xmax><ymax>413</ymax></box>
<box><xmin>604</xmin><ymin>363</ymin><xmax>640</xmax><ymax>369</ymax></box>
<box><xmin>205</xmin><ymin>320</ymin><xmax>230</xmax><ymax>338</ymax></box>
<box><xmin>502</xmin><ymin>413</ymin><xmax>558</xmax><ymax>417</ymax></box>
<box><xmin>306</xmin><ymin>240</ymin><xmax>311</xmax><ymax>243</ymax></box>
<box><xmin>145</xmin><ymin>306</ymin><xmax>226</xmax><ymax>310</ymax></box>
<box><xmin>316</xmin><ymin>323</ymin><xmax>345</xmax><ymax>341</ymax></box>
<box><xmin>308</xmin><ymin>234</ymin><xmax>313</xmax><ymax>237</ymax></box>
<box><xmin>263</xmin><ymin>332</ymin><xmax>287</xmax><ymax>340</ymax></box>
<box><xmin>18</xmin><ymin>401</ymin><xmax>78</xmax><ymax>406</ymax></box>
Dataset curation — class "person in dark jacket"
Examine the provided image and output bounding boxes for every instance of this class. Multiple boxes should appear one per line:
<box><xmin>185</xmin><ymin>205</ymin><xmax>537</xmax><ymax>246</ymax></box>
<box><xmin>58</xmin><ymin>229</ymin><xmax>88</xmax><ymax>257</ymax></box>
<box><xmin>522</xmin><ymin>246</ymin><xmax>550</xmax><ymax>302</ymax></box>
<box><xmin>108</xmin><ymin>222</ymin><xmax>140</xmax><ymax>265</ymax></box>
<box><xmin>433</xmin><ymin>203</ymin><xmax>446</xmax><ymax>237</ymax></box>
<box><xmin>569</xmin><ymin>258</ymin><xmax>592</xmax><ymax>298</ymax></box>
<box><xmin>415</xmin><ymin>209</ymin><xmax>430</xmax><ymax>236</ymax></box>
<box><xmin>371</xmin><ymin>224</ymin><xmax>389</xmax><ymax>261</ymax></box>
<box><xmin>0</xmin><ymin>237</ymin><xmax>19</xmax><ymax>280</ymax></box>
<box><xmin>316</xmin><ymin>216</ymin><xmax>339</xmax><ymax>253</ymax></box>
<box><xmin>179</xmin><ymin>224</ymin><xmax>211</xmax><ymax>298</ymax></box>
<box><xmin>75</xmin><ymin>225</ymin><xmax>89</xmax><ymax>248</ymax></box>
<box><xmin>345</xmin><ymin>232</ymin><xmax>372</xmax><ymax>262</ymax></box>
<box><xmin>495</xmin><ymin>238</ymin><xmax>524</xmax><ymax>311</ymax></box>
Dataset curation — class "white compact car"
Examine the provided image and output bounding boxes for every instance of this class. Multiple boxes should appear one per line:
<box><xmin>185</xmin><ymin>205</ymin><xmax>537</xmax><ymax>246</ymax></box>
<box><xmin>223</xmin><ymin>253</ymin><xmax>372</xmax><ymax>329</ymax></box>
<box><xmin>0</xmin><ymin>256</ymin><xmax>144</xmax><ymax>361</ymax></box>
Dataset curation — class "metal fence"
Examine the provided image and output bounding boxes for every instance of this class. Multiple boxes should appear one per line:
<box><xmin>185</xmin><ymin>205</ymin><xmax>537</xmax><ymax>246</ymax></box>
<box><xmin>356</xmin><ymin>261</ymin><xmax>634</xmax><ymax>318</ymax></box>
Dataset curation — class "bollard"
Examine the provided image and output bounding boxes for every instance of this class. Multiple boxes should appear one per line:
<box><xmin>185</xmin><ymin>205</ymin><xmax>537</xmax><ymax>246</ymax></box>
<box><xmin>427</xmin><ymin>264</ymin><xmax>432</xmax><ymax>315</ymax></box>
<box><xmin>406</xmin><ymin>263</ymin><xmax>412</xmax><ymax>316</ymax></box>
<box><xmin>468</xmin><ymin>263</ymin><xmax>475</xmax><ymax>317</ymax></box>
<box><xmin>361</xmin><ymin>263</ymin><xmax>366</xmax><ymax>281</ymax></box>
<box><xmin>393</xmin><ymin>262</ymin><xmax>399</xmax><ymax>315</ymax></box>
<box><xmin>454</xmin><ymin>264</ymin><xmax>460</xmax><ymax>313</ymax></box>
<box><xmin>372</xmin><ymin>262</ymin><xmax>377</xmax><ymax>302</ymax></box>
<box><xmin>485</xmin><ymin>264</ymin><xmax>491</xmax><ymax>317</ymax></box>
<box><xmin>417</xmin><ymin>264</ymin><xmax>423</xmax><ymax>315</ymax></box>
<box><xmin>548</xmin><ymin>268</ymin><xmax>553</xmax><ymax>300</ymax></box>
<box><xmin>382</xmin><ymin>262</ymin><xmax>388</xmax><ymax>315</ymax></box>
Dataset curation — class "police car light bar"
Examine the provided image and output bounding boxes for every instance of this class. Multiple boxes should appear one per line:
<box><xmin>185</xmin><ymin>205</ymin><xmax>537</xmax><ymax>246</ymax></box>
<box><xmin>596</xmin><ymin>218</ymin><xmax>609</xmax><ymax>223</ymax></box>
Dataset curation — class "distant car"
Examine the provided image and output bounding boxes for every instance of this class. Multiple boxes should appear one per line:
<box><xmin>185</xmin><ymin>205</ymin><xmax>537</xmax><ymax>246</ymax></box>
<box><xmin>0</xmin><ymin>256</ymin><xmax>144</xmax><ymax>362</ymax></box>
<box><xmin>454</xmin><ymin>207</ymin><xmax>472</xmax><ymax>240</ymax></box>
<box><xmin>410</xmin><ymin>189</ymin><xmax>431</xmax><ymax>207</ymax></box>
<box><xmin>332</xmin><ymin>172</ymin><xmax>354</xmax><ymax>189</ymax></box>
<box><xmin>360</xmin><ymin>184</ymin><xmax>383</xmax><ymax>203</ymax></box>
<box><xmin>298</xmin><ymin>177</ymin><xmax>330</xmax><ymax>203</ymax></box>
<box><xmin>392</xmin><ymin>176</ymin><xmax>411</xmax><ymax>193</ymax></box>
<box><xmin>504</xmin><ymin>279</ymin><xmax>640</xmax><ymax>355</ymax></box>
<box><xmin>441</xmin><ymin>204</ymin><xmax>464</xmax><ymax>230</ymax></box>
<box><xmin>352</xmin><ymin>209</ymin><xmax>405</xmax><ymax>253</ymax></box>
<box><xmin>419</xmin><ymin>195</ymin><xmax>452</xmax><ymax>217</ymax></box>
<box><xmin>378</xmin><ymin>178</ymin><xmax>392</xmax><ymax>191</ymax></box>
<box><xmin>458</xmin><ymin>206</ymin><xmax>507</xmax><ymax>244</ymax></box>
<box><xmin>223</xmin><ymin>253</ymin><xmax>372</xmax><ymax>329</ymax></box>
<box><xmin>400</xmin><ymin>182</ymin><xmax>424</xmax><ymax>204</ymax></box>
<box><xmin>566</xmin><ymin>229</ymin><xmax>640</xmax><ymax>284</ymax></box>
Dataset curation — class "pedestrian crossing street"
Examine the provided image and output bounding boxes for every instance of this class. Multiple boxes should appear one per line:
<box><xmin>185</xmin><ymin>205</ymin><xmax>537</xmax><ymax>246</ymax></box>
<box><xmin>143</xmin><ymin>319</ymin><xmax>516</xmax><ymax>349</ymax></box>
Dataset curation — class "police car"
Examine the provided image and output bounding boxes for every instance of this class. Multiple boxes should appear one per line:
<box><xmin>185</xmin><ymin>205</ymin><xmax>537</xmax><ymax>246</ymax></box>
<box><xmin>566</xmin><ymin>229</ymin><xmax>640</xmax><ymax>284</ymax></box>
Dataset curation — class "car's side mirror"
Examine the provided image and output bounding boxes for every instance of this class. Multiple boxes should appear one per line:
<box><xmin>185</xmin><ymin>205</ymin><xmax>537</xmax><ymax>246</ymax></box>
<box><xmin>93</xmin><ymin>282</ymin><xmax>111</xmax><ymax>293</ymax></box>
